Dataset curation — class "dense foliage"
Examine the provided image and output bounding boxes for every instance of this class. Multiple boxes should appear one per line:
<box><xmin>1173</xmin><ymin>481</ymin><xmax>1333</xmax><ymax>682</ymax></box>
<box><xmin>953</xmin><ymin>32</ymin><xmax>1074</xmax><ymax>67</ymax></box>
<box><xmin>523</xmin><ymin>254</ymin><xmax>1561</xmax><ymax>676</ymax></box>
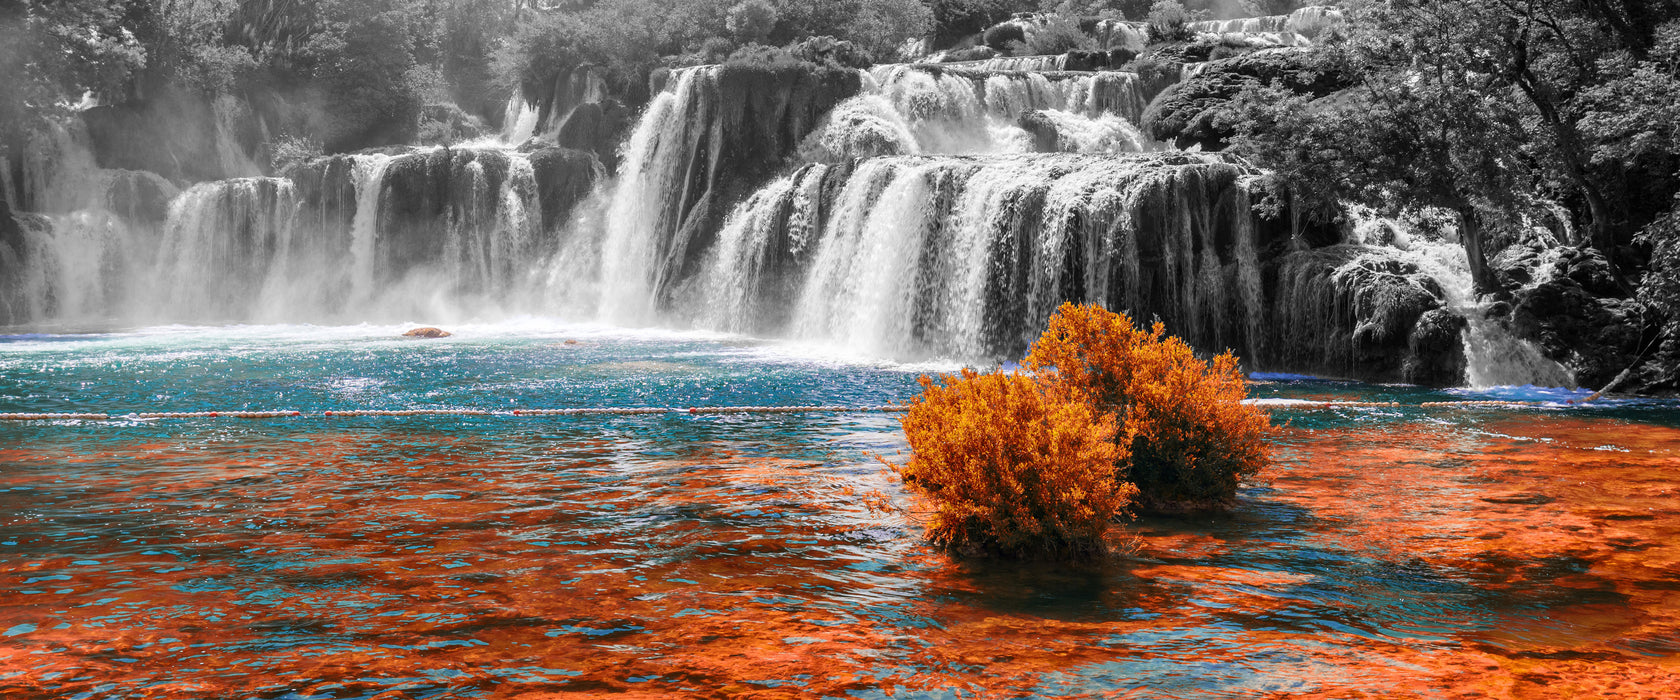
<box><xmin>1025</xmin><ymin>303</ymin><xmax>1272</xmax><ymax>512</ymax></box>
<box><xmin>896</xmin><ymin>304</ymin><xmax>1272</xmax><ymax>559</ymax></box>
<box><xmin>1224</xmin><ymin>1</ymin><xmax>1680</xmax><ymax>296</ymax></box>
<box><xmin>896</xmin><ymin>368</ymin><xmax>1132</xmax><ymax>559</ymax></box>
<box><xmin>1</xmin><ymin>0</ymin><xmax>519</xmax><ymax>156</ymax></box>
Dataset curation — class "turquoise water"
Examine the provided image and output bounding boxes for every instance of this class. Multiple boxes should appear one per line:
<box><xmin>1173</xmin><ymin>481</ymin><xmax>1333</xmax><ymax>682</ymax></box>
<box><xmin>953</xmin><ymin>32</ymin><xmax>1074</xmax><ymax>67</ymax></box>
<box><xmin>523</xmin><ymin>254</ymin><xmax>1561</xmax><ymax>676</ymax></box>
<box><xmin>1</xmin><ymin>322</ymin><xmax>1678</xmax><ymax>697</ymax></box>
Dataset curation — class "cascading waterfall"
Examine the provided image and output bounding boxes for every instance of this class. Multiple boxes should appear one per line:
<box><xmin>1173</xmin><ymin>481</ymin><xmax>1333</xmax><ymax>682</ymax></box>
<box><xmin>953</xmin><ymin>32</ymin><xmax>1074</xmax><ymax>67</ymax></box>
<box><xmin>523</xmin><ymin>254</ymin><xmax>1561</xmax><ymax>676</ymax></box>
<box><xmin>594</xmin><ymin>66</ymin><xmax>716</xmax><ymax>324</ymax></box>
<box><xmin>155</xmin><ymin>178</ymin><xmax>300</xmax><ymax>321</ymax></box>
<box><xmin>9</xmin><ymin>212</ymin><xmax>134</xmax><ymax>323</ymax></box>
<box><xmin>1348</xmin><ymin>212</ymin><xmax>1575</xmax><ymax>387</ymax></box>
<box><xmin>688</xmin><ymin>153</ymin><xmax>1266</xmax><ymax>361</ymax></box>
<box><xmin>806</xmin><ymin>65</ymin><xmax>1149</xmax><ymax>159</ymax></box>
<box><xmin>0</xmin><ymin>43</ymin><xmax>1549</xmax><ymax>388</ymax></box>
<box><xmin>348</xmin><ymin>154</ymin><xmax>394</xmax><ymax>307</ymax></box>
<box><xmin>501</xmin><ymin>92</ymin><xmax>540</xmax><ymax>145</ymax></box>
<box><xmin>2</xmin><ymin>144</ymin><xmax>580</xmax><ymax>326</ymax></box>
<box><xmin>1186</xmin><ymin>6</ymin><xmax>1343</xmax><ymax>43</ymax></box>
<box><xmin>973</xmin><ymin>56</ymin><xmax>1069</xmax><ymax>72</ymax></box>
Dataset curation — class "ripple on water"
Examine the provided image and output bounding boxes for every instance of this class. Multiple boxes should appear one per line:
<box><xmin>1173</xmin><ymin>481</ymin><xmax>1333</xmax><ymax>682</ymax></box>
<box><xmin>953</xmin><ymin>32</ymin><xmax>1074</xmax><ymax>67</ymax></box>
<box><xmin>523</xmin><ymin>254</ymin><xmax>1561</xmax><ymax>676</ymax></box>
<box><xmin>0</xmin><ymin>327</ymin><xmax>1677</xmax><ymax>697</ymax></box>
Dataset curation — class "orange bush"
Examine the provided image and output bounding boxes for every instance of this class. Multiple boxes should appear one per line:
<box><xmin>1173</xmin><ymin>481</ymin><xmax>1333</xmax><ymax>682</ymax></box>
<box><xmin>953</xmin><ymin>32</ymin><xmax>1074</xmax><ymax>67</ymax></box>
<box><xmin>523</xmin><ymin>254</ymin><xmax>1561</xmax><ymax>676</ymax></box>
<box><xmin>1026</xmin><ymin>303</ymin><xmax>1272</xmax><ymax>513</ymax></box>
<box><xmin>895</xmin><ymin>368</ymin><xmax>1136</xmax><ymax>559</ymax></box>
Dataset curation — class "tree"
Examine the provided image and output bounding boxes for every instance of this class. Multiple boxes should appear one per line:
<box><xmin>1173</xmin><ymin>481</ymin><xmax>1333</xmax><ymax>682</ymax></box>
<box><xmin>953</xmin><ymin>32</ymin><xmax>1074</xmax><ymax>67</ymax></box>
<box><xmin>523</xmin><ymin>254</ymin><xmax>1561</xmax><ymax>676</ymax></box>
<box><xmin>1</xmin><ymin>0</ymin><xmax>150</xmax><ymax>152</ymax></box>
<box><xmin>1147</xmin><ymin>0</ymin><xmax>1194</xmax><ymax>44</ymax></box>
<box><xmin>726</xmin><ymin>0</ymin><xmax>778</xmax><ymax>43</ymax></box>
<box><xmin>1225</xmin><ymin>0</ymin><xmax>1680</xmax><ymax>296</ymax></box>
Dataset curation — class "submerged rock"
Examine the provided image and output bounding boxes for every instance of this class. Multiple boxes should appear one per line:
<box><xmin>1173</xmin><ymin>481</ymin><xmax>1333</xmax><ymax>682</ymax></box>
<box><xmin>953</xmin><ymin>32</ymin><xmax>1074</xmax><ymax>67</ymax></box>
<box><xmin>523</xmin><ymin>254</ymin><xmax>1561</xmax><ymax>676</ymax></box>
<box><xmin>403</xmin><ymin>327</ymin><xmax>452</xmax><ymax>338</ymax></box>
<box><xmin>1406</xmin><ymin>308</ymin><xmax>1469</xmax><ymax>386</ymax></box>
<box><xmin>1511</xmin><ymin>271</ymin><xmax>1643</xmax><ymax>391</ymax></box>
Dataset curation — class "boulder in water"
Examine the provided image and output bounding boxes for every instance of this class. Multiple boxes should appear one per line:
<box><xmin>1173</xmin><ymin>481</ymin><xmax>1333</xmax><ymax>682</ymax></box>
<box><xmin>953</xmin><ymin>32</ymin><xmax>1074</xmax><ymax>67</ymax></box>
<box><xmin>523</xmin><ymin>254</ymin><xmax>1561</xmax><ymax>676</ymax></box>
<box><xmin>1510</xmin><ymin>268</ymin><xmax>1642</xmax><ymax>390</ymax></box>
<box><xmin>403</xmin><ymin>327</ymin><xmax>452</xmax><ymax>338</ymax></box>
<box><xmin>1404</xmin><ymin>308</ymin><xmax>1469</xmax><ymax>386</ymax></box>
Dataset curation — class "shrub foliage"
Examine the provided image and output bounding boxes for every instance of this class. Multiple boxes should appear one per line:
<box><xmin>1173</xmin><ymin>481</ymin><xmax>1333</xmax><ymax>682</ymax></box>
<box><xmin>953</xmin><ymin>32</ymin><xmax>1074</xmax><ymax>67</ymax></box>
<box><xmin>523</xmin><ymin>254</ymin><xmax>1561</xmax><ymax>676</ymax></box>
<box><xmin>1026</xmin><ymin>303</ymin><xmax>1271</xmax><ymax>513</ymax></box>
<box><xmin>895</xmin><ymin>303</ymin><xmax>1272</xmax><ymax>558</ymax></box>
<box><xmin>895</xmin><ymin>369</ymin><xmax>1133</xmax><ymax>559</ymax></box>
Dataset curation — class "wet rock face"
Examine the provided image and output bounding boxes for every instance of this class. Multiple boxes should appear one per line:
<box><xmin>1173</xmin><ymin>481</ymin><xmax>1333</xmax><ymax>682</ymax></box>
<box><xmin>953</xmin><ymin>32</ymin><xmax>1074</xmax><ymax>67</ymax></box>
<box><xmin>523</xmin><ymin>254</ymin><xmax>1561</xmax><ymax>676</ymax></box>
<box><xmin>553</xmin><ymin>101</ymin><xmax>631</xmax><ymax>170</ymax></box>
<box><xmin>1496</xmin><ymin>245</ymin><xmax>1666</xmax><ymax>393</ymax></box>
<box><xmin>526</xmin><ymin>147</ymin><xmax>603</xmax><ymax>234</ymax></box>
<box><xmin>402</xmin><ymin>327</ymin><xmax>452</xmax><ymax>338</ymax></box>
<box><xmin>1406</xmin><ymin>308</ymin><xmax>1469</xmax><ymax>386</ymax></box>
<box><xmin>1511</xmin><ymin>273</ymin><xmax>1644</xmax><ymax>391</ymax></box>
<box><xmin>104</xmin><ymin>170</ymin><xmax>178</xmax><ymax>228</ymax></box>
<box><xmin>1263</xmin><ymin>245</ymin><xmax>1462</xmax><ymax>384</ymax></box>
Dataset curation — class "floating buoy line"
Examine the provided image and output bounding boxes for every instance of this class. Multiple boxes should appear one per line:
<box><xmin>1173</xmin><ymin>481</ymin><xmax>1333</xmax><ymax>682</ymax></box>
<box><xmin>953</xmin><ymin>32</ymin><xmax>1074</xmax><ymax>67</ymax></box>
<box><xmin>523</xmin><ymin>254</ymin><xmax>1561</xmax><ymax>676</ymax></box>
<box><xmin>0</xmin><ymin>400</ymin><xmax>1579</xmax><ymax>422</ymax></box>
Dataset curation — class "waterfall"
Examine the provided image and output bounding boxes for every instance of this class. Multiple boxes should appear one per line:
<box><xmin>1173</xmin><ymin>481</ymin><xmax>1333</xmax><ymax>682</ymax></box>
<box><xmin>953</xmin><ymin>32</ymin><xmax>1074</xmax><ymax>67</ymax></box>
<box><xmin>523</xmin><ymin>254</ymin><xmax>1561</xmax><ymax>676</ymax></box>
<box><xmin>595</xmin><ymin>66</ymin><xmax>716</xmax><ymax>324</ymax></box>
<box><xmin>154</xmin><ymin>178</ymin><xmax>300</xmax><ymax>321</ymax></box>
<box><xmin>806</xmin><ymin>66</ymin><xmax>1149</xmax><ymax>160</ymax></box>
<box><xmin>684</xmin><ymin>153</ymin><xmax>1267</xmax><ymax>361</ymax></box>
<box><xmin>1185</xmin><ymin>6</ymin><xmax>1342</xmax><ymax>44</ymax></box>
<box><xmin>1</xmin><ymin>144</ymin><xmax>590</xmax><ymax>326</ymax></box>
<box><xmin>17</xmin><ymin>122</ymin><xmax>110</xmax><ymax>213</ymax></box>
<box><xmin>1091</xmin><ymin>20</ymin><xmax>1149</xmax><ymax>53</ymax></box>
<box><xmin>502</xmin><ymin>92</ymin><xmax>540</xmax><ymax>145</ymax></box>
<box><xmin>974</xmin><ymin>56</ymin><xmax>1069</xmax><ymax>72</ymax></box>
<box><xmin>9</xmin><ymin>212</ymin><xmax>135</xmax><ymax>323</ymax></box>
<box><xmin>348</xmin><ymin>154</ymin><xmax>394</xmax><ymax>306</ymax></box>
<box><xmin>1348</xmin><ymin>211</ymin><xmax>1575</xmax><ymax>388</ymax></box>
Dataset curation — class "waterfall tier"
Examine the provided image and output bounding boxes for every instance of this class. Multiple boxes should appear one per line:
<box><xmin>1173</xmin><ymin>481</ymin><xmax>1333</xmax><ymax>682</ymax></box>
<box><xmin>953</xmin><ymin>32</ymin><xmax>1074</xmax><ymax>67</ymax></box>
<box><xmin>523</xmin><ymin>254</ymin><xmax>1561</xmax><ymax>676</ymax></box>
<box><xmin>1187</xmin><ymin>6</ymin><xmax>1344</xmax><ymax>41</ymax></box>
<box><xmin>0</xmin><ymin>146</ymin><xmax>602</xmax><ymax>326</ymax></box>
<box><xmin>805</xmin><ymin>65</ymin><xmax>1149</xmax><ymax>160</ymax></box>
<box><xmin>664</xmin><ymin>152</ymin><xmax>1464</xmax><ymax>380</ymax></box>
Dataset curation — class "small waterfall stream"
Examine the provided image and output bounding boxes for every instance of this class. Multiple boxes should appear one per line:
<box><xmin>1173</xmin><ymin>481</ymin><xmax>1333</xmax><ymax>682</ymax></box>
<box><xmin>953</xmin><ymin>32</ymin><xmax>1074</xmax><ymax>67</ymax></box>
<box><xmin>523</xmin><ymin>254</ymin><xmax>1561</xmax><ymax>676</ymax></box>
<box><xmin>1349</xmin><ymin>213</ymin><xmax>1576</xmax><ymax>388</ymax></box>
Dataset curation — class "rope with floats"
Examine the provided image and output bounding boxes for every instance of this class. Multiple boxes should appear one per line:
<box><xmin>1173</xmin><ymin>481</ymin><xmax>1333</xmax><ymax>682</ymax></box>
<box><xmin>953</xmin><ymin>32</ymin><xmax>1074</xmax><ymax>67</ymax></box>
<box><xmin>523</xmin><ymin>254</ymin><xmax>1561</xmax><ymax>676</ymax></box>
<box><xmin>0</xmin><ymin>400</ymin><xmax>1573</xmax><ymax>422</ymax></box>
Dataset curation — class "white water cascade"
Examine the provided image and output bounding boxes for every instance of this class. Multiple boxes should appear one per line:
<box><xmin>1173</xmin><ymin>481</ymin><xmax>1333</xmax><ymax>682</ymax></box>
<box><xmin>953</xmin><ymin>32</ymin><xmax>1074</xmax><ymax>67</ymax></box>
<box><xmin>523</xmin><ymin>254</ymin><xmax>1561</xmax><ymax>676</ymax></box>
<box><xmin>501</xmin><ymin>92</ymin><xmax>540</xmax><ymax>145</ymax></box>
<box><xmin>1351</xmin><ymin>214</ymin><xmax>1576</xmax><ymax>388</ymax></box>
<box><xmin>5</xmin><ymin>145</ymin><xmax>572</xmax><ymax>326</ymax></box>
<box><xmin>687</xmin><ymin>153</ymin><xmax>1266</xmax><ymax>361</ymax></box>
<box><xmin>594</xmin><ymin>66</ymin><xmax>717</xmax><ymax>324</ymax></box>
<box><xmin>805</xmin><ymin>65</ymin><xmax>1149</xmax><ymax>161</ymax></box>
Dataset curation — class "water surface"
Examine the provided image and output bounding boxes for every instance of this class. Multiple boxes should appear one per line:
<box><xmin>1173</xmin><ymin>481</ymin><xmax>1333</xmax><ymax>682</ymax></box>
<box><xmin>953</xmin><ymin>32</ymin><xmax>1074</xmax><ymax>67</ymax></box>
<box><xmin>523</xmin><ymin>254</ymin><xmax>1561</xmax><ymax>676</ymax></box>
<box><xmin>1</xmin><ymin>323</ymin><xmax>1677</xmax><ymax>697</ymax></box>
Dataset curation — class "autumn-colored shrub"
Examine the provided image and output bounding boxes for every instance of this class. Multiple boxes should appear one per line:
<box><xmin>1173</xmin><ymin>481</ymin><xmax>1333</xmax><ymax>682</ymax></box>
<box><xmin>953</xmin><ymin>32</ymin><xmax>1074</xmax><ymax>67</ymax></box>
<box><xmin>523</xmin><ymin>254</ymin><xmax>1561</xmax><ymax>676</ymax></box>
<box><xmin>1026</xmin><ymin>302</ymin><xmax>1272</xmax><ymax>513</ymax></box>
<box><xmin>895</xmin><ymin>369</ymin><xmax>1135</xmax><ymax>559</ymax></box>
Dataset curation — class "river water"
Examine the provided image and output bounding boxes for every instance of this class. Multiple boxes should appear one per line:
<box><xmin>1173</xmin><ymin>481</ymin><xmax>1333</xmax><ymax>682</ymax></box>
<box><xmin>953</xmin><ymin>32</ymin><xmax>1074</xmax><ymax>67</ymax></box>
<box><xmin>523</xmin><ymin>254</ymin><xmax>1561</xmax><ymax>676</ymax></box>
<box><xmin>1</xmin><ymin>322</ymin><xmax>1676</xmax><ymax>697</ymax></box>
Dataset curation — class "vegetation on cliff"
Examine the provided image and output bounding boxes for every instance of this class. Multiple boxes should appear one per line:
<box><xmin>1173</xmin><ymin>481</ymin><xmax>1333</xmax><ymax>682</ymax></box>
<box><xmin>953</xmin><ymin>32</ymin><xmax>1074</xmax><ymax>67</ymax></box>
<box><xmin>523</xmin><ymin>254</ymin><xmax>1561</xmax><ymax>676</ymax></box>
<box><xmin>1213</xmin><ymin>1</ymin><xmax>1679</xmax><ymax>393</ymax></box>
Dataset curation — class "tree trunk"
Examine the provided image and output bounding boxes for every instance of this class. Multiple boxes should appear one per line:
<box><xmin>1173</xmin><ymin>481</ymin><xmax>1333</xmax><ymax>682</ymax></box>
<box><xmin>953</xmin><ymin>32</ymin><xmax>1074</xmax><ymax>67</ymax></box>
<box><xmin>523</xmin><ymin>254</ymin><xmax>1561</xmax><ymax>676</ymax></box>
<box><xmin>1507</xmin><ymin>38</ymin><xmax>1633</xmax><ymax>293</ymax></box>
<box><xmin>1459</xmin><ymin>207</ymin><xmax>1498</xmax><ymax>296</ymax></box>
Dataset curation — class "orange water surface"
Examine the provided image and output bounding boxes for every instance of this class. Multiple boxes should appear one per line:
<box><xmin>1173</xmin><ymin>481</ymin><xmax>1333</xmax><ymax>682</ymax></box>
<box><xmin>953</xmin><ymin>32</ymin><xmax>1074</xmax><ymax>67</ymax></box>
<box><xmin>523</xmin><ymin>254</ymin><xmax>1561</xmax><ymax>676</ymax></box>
<box><xmin>0</xmin><ymin>412</ymin><xmax>1676</xmax><ymax>698</ymax></box>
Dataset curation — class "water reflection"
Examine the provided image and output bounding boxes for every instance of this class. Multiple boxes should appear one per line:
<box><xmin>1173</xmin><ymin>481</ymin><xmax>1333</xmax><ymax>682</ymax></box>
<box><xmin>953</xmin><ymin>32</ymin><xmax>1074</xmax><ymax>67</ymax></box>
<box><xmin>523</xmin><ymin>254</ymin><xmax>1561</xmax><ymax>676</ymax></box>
<box><xmin>0</xmin><ymin>328</ymin><xmax>1677</xmax><ymax>697</ymax></box>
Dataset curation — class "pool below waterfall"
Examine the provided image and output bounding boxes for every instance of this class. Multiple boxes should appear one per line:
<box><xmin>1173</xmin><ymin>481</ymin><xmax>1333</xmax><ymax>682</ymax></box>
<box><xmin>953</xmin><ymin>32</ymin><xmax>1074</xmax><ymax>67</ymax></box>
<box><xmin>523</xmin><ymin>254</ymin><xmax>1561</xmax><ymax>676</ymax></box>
<box><xmin>1</xmin><ymin>322</ymin><xmax>1677</xmax><ymax>698</ymax></box>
